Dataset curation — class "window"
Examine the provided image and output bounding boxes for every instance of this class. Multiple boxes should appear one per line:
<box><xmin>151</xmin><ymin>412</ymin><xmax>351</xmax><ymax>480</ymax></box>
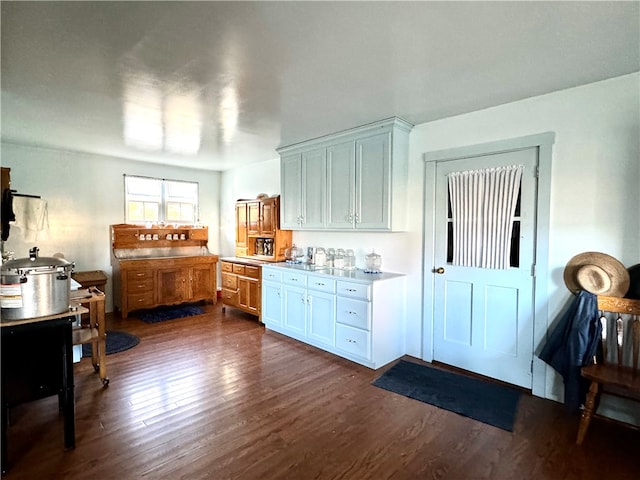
<box><xmin>124</xmin><ymin>175</ymin><xmax>199</xmax><ymax>224</ymax></box>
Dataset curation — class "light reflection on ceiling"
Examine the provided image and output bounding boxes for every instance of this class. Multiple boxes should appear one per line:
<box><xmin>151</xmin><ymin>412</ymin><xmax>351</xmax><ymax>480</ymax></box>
<box><xmin>123</xmin><ymin>71</ymin><xmax>203</xmax><ymax>155</ymax></box>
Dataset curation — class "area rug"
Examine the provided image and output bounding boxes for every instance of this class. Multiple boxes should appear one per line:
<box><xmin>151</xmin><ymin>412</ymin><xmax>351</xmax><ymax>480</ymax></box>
<box><xmin>372</xmin><ymin>360</ymin><xmax>521</xmax><ymax>431</ymax></box>
<box><xmin>139</xmin><ymin>304</ymin><xmax>205</xmax><ymax>323</ymax></box>
<box><xmin>82</xmin><ymin>330</ymin><xmax>140</xmax><ymax>357</ymax></box>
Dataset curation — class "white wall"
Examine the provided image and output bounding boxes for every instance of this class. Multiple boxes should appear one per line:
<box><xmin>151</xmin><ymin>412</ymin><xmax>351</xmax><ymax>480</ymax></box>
<box><xmin>220</xmin><ymin>73</ymin><xmax>639</xmax><ymax>411</ymax></box>
<box><xmin>1</xmin><ymin>144</ymin><xmax>221</xmax><ymax>312</ymax></box>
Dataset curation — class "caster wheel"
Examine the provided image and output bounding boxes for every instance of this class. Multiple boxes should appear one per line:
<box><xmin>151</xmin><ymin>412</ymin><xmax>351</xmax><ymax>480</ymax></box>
<box><xmin>102</xmin><ymin>378</ymin><xmax>110</xmax><ymax>387</ymax></box>
<box><xmin>93</xmin><ymin>365</ymin><xmax>100</xmax><ymax>373</ymax></box>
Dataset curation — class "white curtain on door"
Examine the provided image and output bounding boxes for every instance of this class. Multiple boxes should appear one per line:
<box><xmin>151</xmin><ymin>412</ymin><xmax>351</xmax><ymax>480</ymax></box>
<box><xmin>448</xmin><ymin>164</ymin><xmax>523</xmax><ymax>269</ymax></box>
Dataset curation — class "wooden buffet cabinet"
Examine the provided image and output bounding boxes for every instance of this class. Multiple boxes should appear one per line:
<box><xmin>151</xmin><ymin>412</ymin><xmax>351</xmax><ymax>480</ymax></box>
<box><xmin>222</xmin><ymin>195</ymin><xmax>292</xmax><ymax>321</ymax></box>
<box><xmin>111</xmin><ymin>224</ymin><xmax>218</xmax><ymax>319</ymax></box>
<box><xmin>221</xmin><ymin>259</ymin><xmax>262</xmax><ymax>317</ymax></box>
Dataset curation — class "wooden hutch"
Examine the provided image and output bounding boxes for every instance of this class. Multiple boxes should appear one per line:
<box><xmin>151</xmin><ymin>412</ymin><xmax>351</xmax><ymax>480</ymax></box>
<box><xmin>111</xmin><ymin>224</ymin><xmax>218</xmax><ymax>319</ymax></box>
<box><xmin>221</xmin><ymin>195</ymin><xmax>292</xmax><ymax>321</ymax></box>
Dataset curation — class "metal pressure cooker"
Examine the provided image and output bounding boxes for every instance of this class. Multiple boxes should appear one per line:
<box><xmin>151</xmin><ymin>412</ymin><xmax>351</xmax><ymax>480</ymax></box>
<box><xmin>0</xmin><ymin>247</ymin><xmax>74</xmax><ymax>321</ymax></box>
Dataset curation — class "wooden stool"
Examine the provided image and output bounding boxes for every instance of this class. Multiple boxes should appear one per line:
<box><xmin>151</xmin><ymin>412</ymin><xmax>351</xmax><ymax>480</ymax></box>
<box><xmin>70</xmin><ymin>288</ymin><xmax>109</xmax><ymax>386</ymax></box>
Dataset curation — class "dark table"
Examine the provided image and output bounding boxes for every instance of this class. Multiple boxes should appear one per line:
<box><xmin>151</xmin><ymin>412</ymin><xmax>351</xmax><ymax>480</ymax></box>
<box><xmin>1</xmin><ymin>306</ymin><xmax>87</xmax><ymax>474</ymax></box>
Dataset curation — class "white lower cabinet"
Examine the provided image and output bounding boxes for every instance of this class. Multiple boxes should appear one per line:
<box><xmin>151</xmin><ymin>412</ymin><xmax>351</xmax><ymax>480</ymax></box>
<box><xmin>262</xmin><ymin>268</ymin><xmax>283</xmax><ymax>327</ymax></box>
<box><xmin>307</xmin><ymin>282</ymin><xmax>336</xmax><ymax>348</ymax></box>
<box><xmin>262</xmin><ymin>264</ymin><xmax>405</xmax><ymax>369</ymax></box>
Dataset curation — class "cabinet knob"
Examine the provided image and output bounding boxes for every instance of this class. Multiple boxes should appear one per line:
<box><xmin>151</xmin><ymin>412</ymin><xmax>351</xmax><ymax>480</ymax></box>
<box><xmin>434</xmin><ymin>267</ymin><xmax>445</xmax><ymax>274</ymax></box>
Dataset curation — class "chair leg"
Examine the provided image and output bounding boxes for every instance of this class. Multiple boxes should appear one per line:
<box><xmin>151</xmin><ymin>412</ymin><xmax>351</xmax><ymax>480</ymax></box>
<box><xmin>576</xmin><ymin>381</ymin><xmax>600</xmax><ymax>445</ymax></box>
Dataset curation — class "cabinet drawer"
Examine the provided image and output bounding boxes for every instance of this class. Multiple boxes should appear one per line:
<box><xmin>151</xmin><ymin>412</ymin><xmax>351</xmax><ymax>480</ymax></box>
<box><xmin>245</xmin><ymin>265</ymin><xmax>260</xmax><ymax>279</ymax></box>
<box><xmin>232</xmin><ymin>264</ymin><xmax>246</xmax><ymax>275</ymax></box>
<box><xmin>222</xmin><ymin>273</ymin><xmax>238</xmax><ymax>290</ymax></box>
<box><xmin>127</xmin><ymin>277</ymin><xmax>154</xmax><ymax>293</ymax></box>
<box><xmin>221</xmin><ymin>262</ymin><xmax>234</xmax><ymax>273</ymax></box>
<box><xmin>335</xmin><ymin>324</ymin><xmax>370</xmax><ymax>360</ymax></box>
<box><xmin>283</xmin><ymin>271</ymin><xmax>307</xmax><ymax>287</ymax></box>
<box><xmin>127</xmin><ymin>269</ymin><xmax>153</xmax><ymax>281</ymax></box>
<box><xmin>262</xmin><ymin>268</ymin><xmax>282</xmax><ymax>283</ymax></box>
<box><xmin>336</xmin><ymin>297</ymin><xmax>370</xmax><ymax>330</ymax></box>
<box><xmin>222</xmin><ymin>288</ymin><xmax>239</xmax><ymax>307</ymax></box>
<box><xmin>337</xmin><ymin>280</ymin><xmax>370</xmax><ymax>300</ymax></box>
<box><xmin>307</xmin><ymin>276</ymin><xmax>336</xmax><ymax>294</ymax></box>
<box><xmin>127</xmin><ymin>291</ymin><xmax>155</xmax><ymax>309</ymax></box>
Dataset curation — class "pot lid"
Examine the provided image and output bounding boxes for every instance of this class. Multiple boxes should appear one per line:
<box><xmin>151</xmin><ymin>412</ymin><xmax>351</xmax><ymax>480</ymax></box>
<box><xmin>1</xmin><ymin>247</ymin><xmax>72</xmax><ymax>273</ymax></box>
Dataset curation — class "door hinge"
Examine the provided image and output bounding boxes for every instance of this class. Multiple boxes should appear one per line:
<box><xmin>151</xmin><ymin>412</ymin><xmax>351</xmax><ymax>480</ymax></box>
<box><xmin>531</xmin><ymin>264</ymin><xmax>536</xmax><ymax>277</ymax></box>
<box><xmin>531</xmin><ymin>360</ymin><xmax>534</xmax><ymax>373</ymax></box>
<box><xmin>535</xmin><ymin>165</ymin><xmax>539</xmax><ymax>178</ymax></box>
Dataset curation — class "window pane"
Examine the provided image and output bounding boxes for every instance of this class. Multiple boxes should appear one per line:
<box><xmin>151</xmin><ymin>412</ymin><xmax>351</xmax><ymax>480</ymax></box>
<box><xmin>166</xmin><ymin>180</ymin><xmax>197</xmax><ymax>199</ymax></box>
<box><xmin>128</xmin><ymin>201</ymin><xmax>144</xmax><ymax>221</ymax></box>
<box><xmin>143</xmin><ymin>202</ymin><xmax>159</xmax><ymax>221</ymax></box>
<box><xmin>127</xmin><ymin>177</ymin><xmax>162</xmax><ymax>197</ymax></box>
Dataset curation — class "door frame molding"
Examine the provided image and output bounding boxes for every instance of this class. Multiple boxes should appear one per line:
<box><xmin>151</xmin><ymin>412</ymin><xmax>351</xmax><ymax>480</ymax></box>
<box><xmin>421</xmin><ymin>132</ymin><xmax>555</xmax><ymax>397</ymax></box>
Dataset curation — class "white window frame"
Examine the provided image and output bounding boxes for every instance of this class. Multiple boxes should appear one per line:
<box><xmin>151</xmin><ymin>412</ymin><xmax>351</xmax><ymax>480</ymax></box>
<box><xmin>124</xmin><ymin>174</ymin><xmax>199</xmax><ymax>225</ymax></box>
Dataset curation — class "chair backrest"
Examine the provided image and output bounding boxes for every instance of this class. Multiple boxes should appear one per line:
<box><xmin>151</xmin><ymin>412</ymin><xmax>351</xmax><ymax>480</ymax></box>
<box><xmin>596</xmin><ymin>296</ymin><xmax>640</xmax><ymax>370</ymax></box>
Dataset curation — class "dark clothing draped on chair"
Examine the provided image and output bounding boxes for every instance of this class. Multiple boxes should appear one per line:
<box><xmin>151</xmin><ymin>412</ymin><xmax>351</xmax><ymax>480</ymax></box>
<box><xmin>539</xmin><ymin>290</ymin><xmax>601</xmax><ymax>413</ymax></box>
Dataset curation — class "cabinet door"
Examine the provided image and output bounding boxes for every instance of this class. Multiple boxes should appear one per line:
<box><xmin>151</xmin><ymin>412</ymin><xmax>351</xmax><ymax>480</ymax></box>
<box><xmin>281</xmin><ymin>153</ymin><xmax>302</xmax><ymax>229</ymax></box>
<box><xmin>307</xmin><ymin>290</ymin><xmax>336</xmax><ymax>347</ymax></box>
<box><xmin>238</xmin><ymin>277</ymin><xmax>260</xmax><ymax>315</ymax></box>
<box><xmin>235</xmin><ymin>202</ymin><xmax>249</xmax><ymax>254</ymax></box>
<box><xmin>301</xmin><ymin>147</ymin><xmax>326</xmax><ymax>229</ymax></box>
<box><xmin>260</xmin><ymin>197</ymin><xmax>277</xmax><ymax>236</ymax></box>
<box><xmin>282</xmin><ymin>284</ymin><xmax>306</xmax><ymax>336</ymax></box>
<box><xmin>247</xmin><ymin>201</ymin><xmax>260</xmax><ymax>236</ymax></box>
<box><xmin>262</xmin><ymin>281</ymin><xmax>282</xmax><ymax>327</ymax></box>
<box><xmin>190</xmin><ymin>264</ymin><xmax>215</xmax><ymax>301</ymax></box>
<box><xmin>157</xmin><ymin>268</ymin><xmax>188</xmax><ymax>304</ymax></box>
<box><xmin>355</xmin><ymin>132</ymin><xmax>391</xmax><ymax>230</ymax></box>
<box><xmin>326</xmin><ymin>140</ymin><xmax>356</xmax><ymax>229</ymax></box>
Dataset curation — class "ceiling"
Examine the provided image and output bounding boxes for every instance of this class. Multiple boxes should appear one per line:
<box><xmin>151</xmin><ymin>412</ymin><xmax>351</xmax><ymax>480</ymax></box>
<box><xmin>1</xmin><ymin>1</ymin><xmax>638</xmax><ymax>172</ymax></box>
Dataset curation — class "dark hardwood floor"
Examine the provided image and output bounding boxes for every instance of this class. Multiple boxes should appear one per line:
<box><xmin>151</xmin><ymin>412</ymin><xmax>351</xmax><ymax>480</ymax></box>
<box><xmin>3</xmin><ymin>303</ymin><xmax>639</xmax><ymax>479</ymax></box>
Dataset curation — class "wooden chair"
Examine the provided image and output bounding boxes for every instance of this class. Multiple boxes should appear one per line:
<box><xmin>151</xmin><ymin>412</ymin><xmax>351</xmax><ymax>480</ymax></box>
<box><xmin>70</xmin><ymin>287</ymin><xmax>109</xmax><ymax>386</ymax></box>
<box><xmin>576</xmin><ymin>295</ymin><xmax>640</xmax><ymax>445</ymax></box>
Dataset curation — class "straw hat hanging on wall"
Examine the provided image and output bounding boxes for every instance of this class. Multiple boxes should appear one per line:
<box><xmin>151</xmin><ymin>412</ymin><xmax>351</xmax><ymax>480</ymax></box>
<box><xmin>563</xmin><ymin>251</ymin><xmax>630</xmax><ymax>297</ymax></box>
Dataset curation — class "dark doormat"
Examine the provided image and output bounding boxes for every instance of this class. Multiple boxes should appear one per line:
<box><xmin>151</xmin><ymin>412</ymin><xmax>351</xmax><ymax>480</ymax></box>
<box><xmin>372</xmin><ymin>360</ymin><xmax>521</xmax><ymax>431</ymax></box>
<box><xmin>138</xmin><ymin>304</ymin><xmax>205</xmax><ymax>323</ymax></box>
<box><xmin>82</xmin><ymin>330</ymin><xmax>140</xmax><ymax>357</ymax></box>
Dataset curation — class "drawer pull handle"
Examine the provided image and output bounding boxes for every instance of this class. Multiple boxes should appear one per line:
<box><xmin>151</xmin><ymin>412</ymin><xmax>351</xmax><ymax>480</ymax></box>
<box><xmin>348</xmin><ymin>311</ymin><xmax>357</xmax><ymax>315</ymax></box>
<box><xmin>315</xmin><ymin>282</ymin><xmax>325</xmax><ymax>286</ymax></box>
<box><xmin>346</xmin><ymin>288</ymin><xmax>357</xmax><ymax>292</ymax></box>
<box><xmin>346</xmin><ymin>338</ymin><xmax>357</xmax><ymax>344</ymax></box>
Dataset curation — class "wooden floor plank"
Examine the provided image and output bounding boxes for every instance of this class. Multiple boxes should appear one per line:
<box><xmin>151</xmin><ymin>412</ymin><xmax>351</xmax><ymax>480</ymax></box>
<box><xmin>3</xmin><ymin>304</ymin><xmax>639</xmax><ymax>479</ymax></box>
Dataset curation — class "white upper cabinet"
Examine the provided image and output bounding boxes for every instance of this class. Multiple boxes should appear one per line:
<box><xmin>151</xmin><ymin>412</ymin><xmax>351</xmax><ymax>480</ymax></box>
<box><xmin>280</xmin><ymin>148</ymin><xmax>326</xmax><ymax>230</ymax></box>
<box><xmin>278</xmin><ymin>117</ymin><xmax>412</xmax><ymax>231</ymax></box>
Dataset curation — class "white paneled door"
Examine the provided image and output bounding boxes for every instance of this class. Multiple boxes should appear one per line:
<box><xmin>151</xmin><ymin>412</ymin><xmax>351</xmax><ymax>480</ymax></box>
<box><xmin>433</xmin><ymin>147</ymin><xmax>538</xmax><ymax>388</ymax></box>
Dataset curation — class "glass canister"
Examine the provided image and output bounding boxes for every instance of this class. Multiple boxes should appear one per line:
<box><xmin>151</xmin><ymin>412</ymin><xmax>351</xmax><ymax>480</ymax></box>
<box><xmin>364</xmin><ymin>250</ymin><xmax>382</xmax><ymax>273</ymax></box>
<box><xmin>344</xmin><ymin>249</ymin><xmax>356</xmax><ymax>270</ymax></box>
<box><xmin>334</xmin><ymin>248</ymin><xmax>345</xmax><ymax>269</ymax></box>
<box><xmin>326</xmin><ymin>248</ymin><xmax>335</xmax><ymax>268</ymax></box>
<box><xmin>315</xmin><ymin>247</ymin><xmax>326</xmax><ymax>267</ymax></box>
<box><xmin>285</xmin><ymin>244</ymin><xmax>305</xmax><ymax>263</ymax></box>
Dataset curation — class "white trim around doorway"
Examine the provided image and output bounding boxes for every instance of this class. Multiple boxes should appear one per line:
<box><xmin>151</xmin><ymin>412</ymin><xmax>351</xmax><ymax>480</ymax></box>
<box><xmin>421</xmin><ymin>132</ymin><xmax>555</xmax><ymax>398</ymax></box>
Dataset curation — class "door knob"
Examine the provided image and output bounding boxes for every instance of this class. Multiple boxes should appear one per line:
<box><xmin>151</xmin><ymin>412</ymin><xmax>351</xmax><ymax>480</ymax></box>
<box><xmin>435</xmin><ymin>267</ymin><xmax>445</xmax><ymax>274</ymax></box>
